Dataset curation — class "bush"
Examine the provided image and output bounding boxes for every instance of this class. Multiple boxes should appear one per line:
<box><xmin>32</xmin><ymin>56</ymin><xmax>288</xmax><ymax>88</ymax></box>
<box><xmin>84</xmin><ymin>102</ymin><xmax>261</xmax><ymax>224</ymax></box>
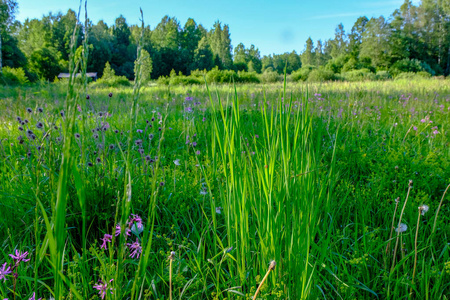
<box><xmin>259</xmin><ymin>69</ymin><xmax>281</xmax><ymax>83</ymax></box>
<box><xmin>205</xmin><ymin>67</ymin><xmax>236</xmax><ymax>84</ymax></box>
<box><xmin>0</xmin><ymin>67</ymin><xmax>29</xmax><ymax>85</ymax></box>
<box><xmin>375</xmin><ymin>71</ymin><xmax>391</xmax><ymax>81</ymax></box>
<box><xmin>291</xmin><ymin>65</ymin><xmax>316</xmax><ymax>82</ymax></box>
<box><xmin>307</xmin><ymin>68</ymin><xmax>335</xmax><ymax>82</ymax></box>
<box><xmin>394</xmin><ymin>71</ymin><xmax>432</xmax><ymax>80</ymax></box>
<box><xmin>390</xmin><ymin>58</ymin><xmax>435</xmax><ymax>77</ymax></box>
<box><xmin>92</xmin><ymin>62</ymin><xmax>131</xmax><ymax>87</ymax></box>
<box><xmin>236</xmin><ymin>71</ymin><xmax>260</xmax><ymax>83</ymax></box>
<box><xmin>339</xmin><ymin>69</ymin><xmax>376</xmax><ymax>82</ymax></box>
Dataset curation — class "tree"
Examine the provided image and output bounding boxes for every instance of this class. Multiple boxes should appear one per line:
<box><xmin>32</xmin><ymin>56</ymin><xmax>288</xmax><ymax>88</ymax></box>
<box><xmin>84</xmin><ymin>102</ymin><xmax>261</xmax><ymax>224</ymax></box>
<box><xmin>192</xmin><ymin>36</ymin><xmax>214</xmax><ymax>71</ymax></box>
<box><xmin>0</xmin><ymin>0</ymin><xmax>18</xmax><ymax>72</ymax></box>
<box><xmin>209</xmin><ymin>21</ymin><xmax>233</xmax><ymax>69</ymax></box>
<box><xmin>360</xmin><ymin>16</ymin><xmax>391</xmax><ymax>69</ymax></box>
<box><xmin>29</xmin><ymin>47</ymin><xmax>62</xmax><ymax>80</ymax></box>
<box><xmin>301</xmin><ymin>37</ymin><xmax>315</xmax><ymax>66</ymax></box>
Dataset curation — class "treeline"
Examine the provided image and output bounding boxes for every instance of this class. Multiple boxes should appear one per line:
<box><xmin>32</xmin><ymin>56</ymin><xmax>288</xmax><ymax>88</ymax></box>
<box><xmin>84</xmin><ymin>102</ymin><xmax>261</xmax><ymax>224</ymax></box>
<box><xmin>1</xmin><ymin>0</ymin><xmax>450</xmax><ymax>85</ymax></box>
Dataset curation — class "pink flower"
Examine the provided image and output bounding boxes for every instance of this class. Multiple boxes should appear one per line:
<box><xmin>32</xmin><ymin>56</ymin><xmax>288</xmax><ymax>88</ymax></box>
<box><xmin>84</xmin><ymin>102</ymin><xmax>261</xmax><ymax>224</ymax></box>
<box><xmin>28</xmin><ymin>292</ymin><xmax>42</xmax><ymax>300</ymax></box>
<box><xmin>127</xmin><ymin>238</ymin><xmax>142</xmax><ymax>259</ymax></box>
<box><xmin>0</xmin><ymin>262</ymin><xmax>11</xmax><ymax>281</ymax></box>
<box><xmin>93</xmin><ymin>279</ymin><xmax>114</xmax><ymax>299</ymax></box>
<box><xmin>100</xmin><ymin>234</ymin><xmax>113</xmax><ymax>250</ymax></box>
<box><xmin>9</xmin><ymin>250</ymin><xmax>30</xmax><ymax>266</ymax></box>
<box><xmin>115</xmin><ymin>224</ymin><xmax>131</xmax><ymax>237</ymax></box>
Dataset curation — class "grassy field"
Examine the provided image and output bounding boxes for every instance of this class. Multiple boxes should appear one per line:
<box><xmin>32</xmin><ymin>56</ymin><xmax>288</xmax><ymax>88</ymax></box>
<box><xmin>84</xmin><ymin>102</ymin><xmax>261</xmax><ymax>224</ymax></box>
<box><xmin>0</xmin><ymin>78</ymin><xmax>449</xmax><ymax>299</ymax></box>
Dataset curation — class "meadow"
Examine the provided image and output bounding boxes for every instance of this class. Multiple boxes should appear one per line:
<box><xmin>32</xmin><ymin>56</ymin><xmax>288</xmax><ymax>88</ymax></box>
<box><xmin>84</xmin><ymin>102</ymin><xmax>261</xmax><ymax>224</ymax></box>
<box><xmin>0</xmin><ymin>78</ymin><xmax>450</xmax><ymax>300</ymax></box>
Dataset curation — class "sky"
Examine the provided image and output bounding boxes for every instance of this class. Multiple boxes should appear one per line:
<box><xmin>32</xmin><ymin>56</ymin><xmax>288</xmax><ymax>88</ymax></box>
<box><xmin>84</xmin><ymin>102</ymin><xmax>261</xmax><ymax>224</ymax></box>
<box><xmin>15</xmin><ymin>0</ymin><xmax>420</xmax><ymax>56</ymax></box>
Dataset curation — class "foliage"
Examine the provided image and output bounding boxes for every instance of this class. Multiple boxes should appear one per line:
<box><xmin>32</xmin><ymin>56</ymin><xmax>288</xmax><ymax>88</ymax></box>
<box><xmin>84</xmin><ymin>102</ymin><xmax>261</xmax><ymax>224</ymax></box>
<box><xmin>0</xmin><ymin>66</ymin><xmax>28</xmax><ymax>84</ymax></box>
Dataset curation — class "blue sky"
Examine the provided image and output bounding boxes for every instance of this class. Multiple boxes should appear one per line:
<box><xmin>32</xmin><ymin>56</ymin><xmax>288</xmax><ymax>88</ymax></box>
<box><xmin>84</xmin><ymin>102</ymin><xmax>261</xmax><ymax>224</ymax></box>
<box><xmin>15</xmin><ymin>0</ymin><xmax>419</xmax><ymax>56</ymax></box>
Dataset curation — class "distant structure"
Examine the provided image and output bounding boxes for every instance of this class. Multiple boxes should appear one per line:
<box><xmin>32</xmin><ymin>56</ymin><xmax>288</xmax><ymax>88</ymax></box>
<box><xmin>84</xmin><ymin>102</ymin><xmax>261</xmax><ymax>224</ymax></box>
<box><xmin>57</xmin><ymin>72</ymin><xmax>98</xmax><ymax>81</ymax></box>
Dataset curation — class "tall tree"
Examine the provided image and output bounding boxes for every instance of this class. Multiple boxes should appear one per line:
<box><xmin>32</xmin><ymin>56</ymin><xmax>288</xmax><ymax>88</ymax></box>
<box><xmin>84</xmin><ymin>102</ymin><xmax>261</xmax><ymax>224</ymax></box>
<box><xmin>301</xmin><ymin>37</ymin><xmax>315</xmax><ymax>66</ymax></box>
<box><xmin>0</xmin><ymin>0</ymin><xmax>18</xmax><ymax>72</ymax></box>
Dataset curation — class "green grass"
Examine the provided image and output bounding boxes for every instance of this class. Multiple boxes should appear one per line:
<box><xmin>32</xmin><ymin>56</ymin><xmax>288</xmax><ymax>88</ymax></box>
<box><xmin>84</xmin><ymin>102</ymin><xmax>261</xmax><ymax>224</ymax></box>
<box><xmin>0</xmin><ymin>77</ymin><xmax>449</xmax><ymax>299</ymax></box>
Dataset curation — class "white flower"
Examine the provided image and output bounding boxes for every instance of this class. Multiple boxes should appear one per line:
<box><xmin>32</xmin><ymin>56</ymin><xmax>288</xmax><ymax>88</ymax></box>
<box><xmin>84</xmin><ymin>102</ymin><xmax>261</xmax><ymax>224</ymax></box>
<box><xmin>419</xmin><ymin>204</ymin><xmax>429</xmax><ymax>216</ymax></box>
<box><xmin>396</xmin><ymin>223</ymin><xmax>408</xmax><ymax>233</ymax></box>
<box><xmin>215</xmin><ymin>207</ymin><xmax>222</xmax><ymax>214</ymax></box>
<box><xmin>173</xmin><ymin>159</ymin><xmax>180</xmax><ymax>166</ymax></box>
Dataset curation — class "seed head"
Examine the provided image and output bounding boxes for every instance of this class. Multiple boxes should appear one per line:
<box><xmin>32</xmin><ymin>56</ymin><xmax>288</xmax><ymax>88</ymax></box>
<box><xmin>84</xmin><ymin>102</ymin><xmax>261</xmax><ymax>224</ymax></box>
<box><xmin>36</xmin><ymin>122</ymin><xmax>43</xmax><ymax>129</ymax></box>
<box><xmin>269</xmin><ymin>260</ymin><xmax>276</xmax><ymax>270</ymax></box>
<box><xmin>86</xmin><ymin>94</ymin><xmax>90</xmax><ymax>100</ymax></box>
<box><xmin>396</xmin><ymin>223</ymin><xmax>408</xmax><ymax>233</ymax></box>
<box><xmin>419</xmin><ymin>204</ymin><xmax>429</xmax><ymax>216</ymax></box>
<box><xmin>108</xmin><ymin>92</ymin><xmax>113</xmax><ymax>98</ymax></box>
<box><xmin>75</xmin><ymin>133</ymin><xmax>81</xmax><ymax>138</ymax></box>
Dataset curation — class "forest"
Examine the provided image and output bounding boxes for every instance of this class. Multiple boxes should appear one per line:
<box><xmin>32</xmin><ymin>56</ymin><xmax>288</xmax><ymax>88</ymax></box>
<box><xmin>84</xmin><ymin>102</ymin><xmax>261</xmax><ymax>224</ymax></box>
<box><xmin>1</xmin><ymin>0</ymin><xmax>450</xmax><ymax>84</ymax></box>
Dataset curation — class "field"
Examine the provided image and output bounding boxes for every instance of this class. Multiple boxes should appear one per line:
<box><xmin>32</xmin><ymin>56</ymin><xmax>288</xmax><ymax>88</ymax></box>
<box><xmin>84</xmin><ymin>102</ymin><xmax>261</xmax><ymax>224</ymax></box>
<box><xmin>0</xmin><ymin>78</ymin><xmax>450</xmax><ymax>299</ymax></box>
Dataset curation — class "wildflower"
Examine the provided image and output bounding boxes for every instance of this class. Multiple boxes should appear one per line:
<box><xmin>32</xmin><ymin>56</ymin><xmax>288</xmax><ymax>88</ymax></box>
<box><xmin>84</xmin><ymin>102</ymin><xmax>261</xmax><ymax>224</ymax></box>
<box><xmin>115</xmin><ymin>224</ymin><xmax>131</xmax><ymax>237</ymax></box>
<box><xmin>192</xmin><ymin>141</ymin><xmax>197</xmax><ymax>147</ymax></box>
<box><xmin>18</xmin><ymin>126</ymin><xmax>24</xmax><ymax>131</ymax></box>
<box><xmin>419</xmin><ymin>204</ymin><xmax>429</xmax><ymax>216</ymax></box>
<box><xmin>93</xmin><ymin>279</ymin><xmax>114</xmax><ymax>300</ymax></box>
<box><xmin>151</xmin><ymin>117</ymin><xmax>155</xmax><ymax>122</ymax></box>
<box><xmin>145</xmin><ymin>155</ymin><xmax>151</xmax><ymax>162</ymax></box>
<box><xmin>396</xmin><ymin>223</ymin><xmax>408</xmax><ymax>233</ymax></box>
<box><xmin>108</xmin><ymin>92</ymin><xmax>113</xmax><ymax>98</ymax></box>
<box><xmin>60</xmin><ymin>111</ymin><xmax>64</xmax><ymax>117</ymax></box>
<box><xmin>26</xmin><ymin>108</ymin><xmax>32</xmax><ymax>113</ymax></box>
<box><xmin>196</xmin><ymin>150</ymin><xmax>201</xmax><ymax>155</ymax></box>
<box><xmin>413</xmin><ymin>126</ymin><xmax>418</xmax><ymax>131</ymax></box>
<box><xmin>202</xmin><ymin>117</ymin><xmax>206</xmax><ymax>122</ymax></box>
<box><xmin>135</xmin><ymin>139</ymin><xmax>143</xmax><ymax>145</ymax></box>
<box><xmin>96</xmin><ymin>157</ymin><xmax>101</xmax><ymax>164</ymax></box>
<box><xmin>138</xmin><ymin>149</ymin><xmax>144</xmax><ymax>155</ymax></box>
<box><xmin>87</xmin><ymin>162</ymin><xmax>93</xmax><ymax>167</ymax></box>
<box><xmin>160</xmin><ymin>182</ymin><xmax>165</xmax><ymax>187</ymax></box>
<box><xmin>24</xmin><ymin>119</ymin><xmax>29</xmax><ymax>124</ymax></box>
<box><xmin>215</xmin><ymin>207</ymin><xmax>222</xmax><ymax>214</ymax></box>
<box><xmin>100</xmin><ymin>234</ymin><xmax>112</xmax><ymax>250</ymax></box>
<box><xmin>9</xmin><ymin>249</ymin><xmax>30</xmax><ymax>266</ymax></box>
<box><xmin>0</xmin><ymin>262</ymin><xmax>11</xmax><ymax>281</ymax></box>
<box><xmin>75</xmin><ymin>133</ymin><xmax>81</xmax><ymax>139</ymax></box>
<box><xmin>174</xmin><ymin>159</ymin><xmax>180</xmax><ymax>166</ymax></box>
<box><xmin>16</xmin><ymin>116</ymin><xmax>22</xmax><ymax>122</ymax></box>
<box><xmin>127</xmin><ymin>238</ymin><xmax>142</xmax><ymax>258</ymax></box>
<box><xmin>158</xmin><ymin>127</ymin><xmax>162</xmax><ymax>131</ymax></box>
<box><xmin>28</xmin><ymin>292</ymin><xmax>42</xmax><ymax>300</ymax></box>
<box><xmin>36</xmin><ymin>122</ymin><xmax>43</xmax><ymax>129</ymax></box>
<box><xmin>169</xmin><ymin>251</ymin><xmax>176</xmax><ymax>260</ymax></box>
<box><xmin>114</xmin><ymin>129</ymin><xmax>119</xmax><ymax>134</ymax></box>
<box><xmin>137</xmin><ymin>129</ymin><xmax>143</xmax><ymax>133</ymax></box>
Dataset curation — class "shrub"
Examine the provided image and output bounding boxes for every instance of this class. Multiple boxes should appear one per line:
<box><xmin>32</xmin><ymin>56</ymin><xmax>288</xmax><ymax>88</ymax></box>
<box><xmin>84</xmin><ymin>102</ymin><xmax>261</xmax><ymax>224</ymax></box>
<box><xmin>339</xmin><ymin>69</ymin><xmax>376</xmax><ymax>82</ymax></box>
<box><xmin>375</xmin><ymin>71</ymin><xmax>391</xmax><ymax>80</ymax></box>
<box><xmin>259</xmin><ymin>69</ymin><xmax>281</xmax><ymax>83</ymax></box>
<box><xmin>291</xmin><ymin>65</ymin><xmax>316</xmax><ymax>82</ymax></box>
<box><xmin>394</xmin><ymin>71</ymin><xmax>432</xmax><ymax>80</ymax></box>
<box><xmin>390</xmin><ymin>58</ymin><xmax>435</xmax><ymax>77</ymax></box>
<box><xmin>205</xmin><ymin>67</ymin><xmax>236</xmax><ymax>84</ymax></box>
<box><xmin>307</xmin><ymin>68</ymin><xmax>335</xmax><ymax>82</ymax></box>
<box><xmin>236</xmin><ymin>71</ymin><xmax>260</xmax><ymax>83</ymax></box>
<box><xmin>93</xmin><ymin>62</ymin><xmax>131</xmax><ymax>87</ymax></box>
<box><xmin>0</xmin><ymin>67</ymin><xmax>29</xmax><ymax>85</ymax></box>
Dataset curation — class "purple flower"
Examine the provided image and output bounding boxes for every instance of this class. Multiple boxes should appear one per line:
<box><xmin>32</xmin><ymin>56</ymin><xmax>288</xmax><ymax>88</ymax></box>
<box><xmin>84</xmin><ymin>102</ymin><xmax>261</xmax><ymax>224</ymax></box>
<box><xmin>28</xmin><ymin>292</ymin><xmax>42</xmax><ymax>300</ymax></box>
<box><xmin>127</xmin><ymin>238</ymin><xmax>142</xmax><ymax>259</ymax></box>
<box><xmin>100</xmin><ymin>234</ymin><xmax>113</xmax><ymax>250</ymax></box>
<box><xmin>192</xmin><ymin>141</ymin><xmax>197</xmax><ymax>147</ymax></box>
<box><xmin>0</xmin><ymin>262</ymin><xmax>11</xmax><ymax>281</ymax></box>
<box><xmin>202</xmin><ymin>117</ymin><xmax>206</xmax><ymax>122</ymax></box>
<box><xmin>185</xmin><ymin>96</ymin><xmax>193</xmax><ymax>101</ymax></box>
<box><xmin>93</xmin><ymin>279</ymin><xmax>114</xmax><ymax>299</ymax></box>
<box><xmin>137</xmin><ymin>129</ymin><xmax>143</xmax><ymax>133</ymax></box>
<box><xmin>9</xmin><ymin>250</ymin><xmax>30</xmax><ymax>266</ymax></box>
<box><xmin>196</xmin><ymin>150</ymin><xmax>201</xmax><ymax>155</ymax></box>
<box><xmin>115</xmin><ymin>224</ymin><xmax>131</xmax><ymax>237</ymax></box>
<box><xmin>185</xmin><ymin>107</ymin><xmax>193</xmax><ymax>113</ymax></box>
<box><xmin>413</xmin><ymin>126</ymin><xmax>418</xmax><ymax>131</ymax></box>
